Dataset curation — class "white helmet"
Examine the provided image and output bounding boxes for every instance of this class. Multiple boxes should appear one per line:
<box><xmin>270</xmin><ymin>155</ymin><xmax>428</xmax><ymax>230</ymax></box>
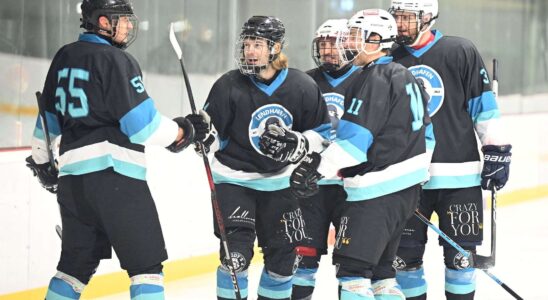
<box><xmin>339</xmin><ymin>9</ymin><xmax>397</xmax><ymax>63</ymax></box>
<box><xmin>389</xmin><ymin>0</ymin><xmax>439</xmax><ymax>45</ymax></box>
<box><xmin>311</xmin><ymin>19</ymin><xmax>348</xmax><ymax>72</ymax></box>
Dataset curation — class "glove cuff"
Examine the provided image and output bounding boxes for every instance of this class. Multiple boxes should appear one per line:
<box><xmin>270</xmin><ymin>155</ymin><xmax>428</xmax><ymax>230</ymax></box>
<box><xmin>482</xmin><ymin>144</ymin><xmax>512</xmax><ymax>153</ymax></box>
<box><xmin>288</xmin><ymin>132</ymin><xmax>309</xmax><ymax>163</ymax></box>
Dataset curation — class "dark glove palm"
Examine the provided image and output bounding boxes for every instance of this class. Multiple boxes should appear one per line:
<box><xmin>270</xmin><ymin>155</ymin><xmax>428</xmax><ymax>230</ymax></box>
<box><xmin>25</xmin><ymin>156</ymin><xmax>58</xmax><ymax>193</ymax></box>
<box><xmin>481</xmin><ymin>144</ymin><xmax>512</xmax><ymax>190</ymax></box>
<box><xmin>290</xmin><ymin>152</ymin><xmax>324</xmax><ymax>198</ymax></box>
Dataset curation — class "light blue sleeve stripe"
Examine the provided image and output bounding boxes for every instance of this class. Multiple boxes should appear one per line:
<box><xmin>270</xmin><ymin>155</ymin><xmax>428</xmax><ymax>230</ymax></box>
<box><xmin>318</xmin><ymin>179</ymin><xmax>344</xmax><ymax>186</ymax></box>
<box><xmin>476</xmin><ymin>110</ymin><xmax>500</xmax><ymax>123</ymax></box>
<box><xmin>336</xmin><ymin>119</ymin><xmax>373</xmax><ymax>159</ymax></box>
<box><xmin>33</xmin><ymin>111</ymin><xmax>62</xmax><ymax>140</ymax></box>
<box><xmin>212</xmin><ymin>172</ymin><xmax>290</xmax><ymax>191</ymax></box>
<box><xmin>311</xmin><ymin>122</ymin><xmax>333</xmax><ymax>140</ymax></box>
<box><xmin>467</xmin><ymin>91</ymin><xmax>498</xmax><ymax>122</ymax></box>
<box><xmin>128</xmin><ymin>111</ymin><xmax>162</xmax><ymax>144</ymax></box>
<box><xmin>120</xmin><ymin>98</ymin><xmax>159</xmax><ymax>137</ymax></box>
<box><xmin>425</xmin><ymin>123</ymin><xmax>435</xmax><ymax>150</ymax></box>
<box><xmin>334</xmin><ymin>139</ymin><xmax>367</xmax><ymax>163</ymax></box>
<box><xmin>59</xmin><ymin>155</ymin><xmax>146</xmax><ymax>181</ymax></box>
<box><xmin>423</xmin><ymin>174</ymin><xmax>480</xmax><ymax>189</ymax></box>
<box><xmin>345</xmin><ymin>168</ymin><xmax>427</xmax><ymax>201</ymax></box>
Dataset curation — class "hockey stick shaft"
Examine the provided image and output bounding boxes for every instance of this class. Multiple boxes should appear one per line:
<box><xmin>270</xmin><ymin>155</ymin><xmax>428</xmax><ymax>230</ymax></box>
<box><xmin>414</xmin><ymin>210</ymin><xmax>522</xmax><ymax>299</ymax></box>
<box><xmin>169</xmin><ymin>23</ymin><xmax>242</xmax><ymax>300</ymax></box>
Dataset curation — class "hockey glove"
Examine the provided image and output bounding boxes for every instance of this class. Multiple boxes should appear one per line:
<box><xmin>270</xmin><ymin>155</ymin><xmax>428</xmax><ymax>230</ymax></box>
<box><xmin>194</xmin><ymin>129</ymin><xmax>217</xmax><ymax>157</ymax></box>
<box><xmin>166</xmin><ymin>117</ymin><xmax>194</xmax><ymax>153</ymax></box>
<box><xmin>186</xmin><ymin>110</ymin><xmax>211</xmax><ymax>143</ymax></box>
<box><xmin>259</xmin><ymin>124</ymin><xmax>309</xmax><ymax>163</ymax></box>
<box><xmin>481</xmin><ymin>144</ymin><xmax>512</xmax><ymax>190</ymax></box>
<box><xmin>25</xmin><ymin>156</ymin><xmax>58</xmax><ymax>193</ymax></box>
<box><xmin>290</xmin><ymin>152</ymin><xmax>324</xmax><ymax>198</ymax></box>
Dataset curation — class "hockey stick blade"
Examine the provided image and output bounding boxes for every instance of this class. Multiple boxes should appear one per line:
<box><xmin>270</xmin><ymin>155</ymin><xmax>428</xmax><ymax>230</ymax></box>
<box><xmin>169</xmin><ymin>23</ymin><xmax>242</xmax><ymax>300</ymax></box>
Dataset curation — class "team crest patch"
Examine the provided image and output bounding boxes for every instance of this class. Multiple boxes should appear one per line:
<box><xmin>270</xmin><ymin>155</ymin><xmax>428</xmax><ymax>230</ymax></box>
<box><xmin>249</xmin><ymin>104</ymin><xmax>293</xmax><ymax>154</ymax></box>
<box><xmin>453</xmin><ymin>251</ymin><xmax>472</xmax><ymax>270</ymax></box>
<box><xmin>223</xmin><ymin>252</ymin><xmax>247</xmax><ymax>272</ymax></box>
<box><xmin>323</xmin><ymin>92</ymin><xmax>345</xmax><ymax>129</ymax></box>
<box><xmin>408</xmin><ymin>65</ymin><xmax>445</xmax><ymax>117</ymax></box>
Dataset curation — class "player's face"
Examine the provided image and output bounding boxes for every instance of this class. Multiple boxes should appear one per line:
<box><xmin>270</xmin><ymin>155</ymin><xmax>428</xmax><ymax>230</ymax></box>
<box><xmin>392</xmin><ymin>10</ymin><xmax>419</xmax><ymax>40</ymax></box>
<box><xmin>112</xmin><ymin>16</ymin><xmax>134</xmax><ymax>44</ymax></box>
<box><xmin>353</xmin><ymin>33</ymin><xmax>381</xmax><ymax>65</ymax></box>
<box><xmin>318</xmin><ymin>37</ymin><xmax>340</xmax><ymax>65</ymax></box>
<box><xmin>242</xmin><ymin>37</ymin><xmax>270</xmax><ymax>67</ymax></box>
<box><xmin>344</xmin><ymin>27</ymin><xmax>363</xmax><ymax>51</ymax></box>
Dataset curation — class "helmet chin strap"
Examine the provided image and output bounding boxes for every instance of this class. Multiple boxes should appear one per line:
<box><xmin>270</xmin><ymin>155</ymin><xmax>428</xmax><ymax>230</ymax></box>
<box><xmin>408</xmin><ymin>20</ymin><xmax>434</xmax><ymax>47</ymax></box>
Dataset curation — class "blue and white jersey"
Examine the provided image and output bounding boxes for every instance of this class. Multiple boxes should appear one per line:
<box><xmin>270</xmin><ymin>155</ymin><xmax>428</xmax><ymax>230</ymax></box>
<box><xmin>32</xmin><ymin>33</ymin><xmax>178</xmax><ymax>181</ymax></box>
<box><xmin>317</xmin><ymin>56</ymin><xmax>432</xmax><ymax>201</ymax></box>
<box><xmin>306</xmin><ymin>63</ymin><xmax>361</xmax><ymax>185</ymax></box>
<box><xmin>392</xmin><ymin>30</ymin><xmax>504</xmax><ymax>189</ymax></box>
<box><xmin>204</xmin><ymin>68</ymin><xmax>332</xmax><ymax>191</ymax></box>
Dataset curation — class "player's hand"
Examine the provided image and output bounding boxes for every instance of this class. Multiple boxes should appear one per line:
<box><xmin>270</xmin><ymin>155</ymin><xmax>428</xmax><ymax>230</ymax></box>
<box><xmin>194</xmin><ymin>128</ymin><xmax>217</xmax><ymax>157</ymax></box>
<box><xmin>185</xmin><ymin>110</ymin><xmax>210</xmax><ymax>143</ymax></box>
<box><xmin>25</xmin><ymin>156</ymin><xmax>58</xmax><ymax>193</ymax></box>
<box><xmin>259</xmin><ymin>124</ymin><xmax>309</xmax><ymax>163</ymax></box>
<box><xmin>481</xmin><ymin>144</ymin><xmax>512</xmax><ymax>190</ymax></box>
<box><xmin>290</xmin><ymin>152</ymin><xmax>323</xmax><ymax>198</ymax></box>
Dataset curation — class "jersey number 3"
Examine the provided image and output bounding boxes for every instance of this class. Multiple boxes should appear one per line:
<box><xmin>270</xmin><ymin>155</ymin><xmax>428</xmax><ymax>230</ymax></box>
<box><xmin>406</xmin><ymin>83</ymin><xmax>424</xmax><ymax>131</ymax></box>
<box><xmin>55</xmin><ymin>68</ymin><xmax>90</xmax><ymax>118</ymax></box>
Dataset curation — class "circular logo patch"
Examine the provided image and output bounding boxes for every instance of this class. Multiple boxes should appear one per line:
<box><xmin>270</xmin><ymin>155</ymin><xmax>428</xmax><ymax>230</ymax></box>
<box><xmin>392</xmin><ymin>256</ymin><xmax>407</xmax><ymax>270</ymax></box>
<box><xmin>223</xmin><ymin>251</ymin><xmax>247</xmax><ymax>272</ymax></box>
<box><xmin>408</xmin><ymin>65</ymin><xmax>445</xmax><ymax>117</ymax></box>
<box><xmin>453</xmin><ymin>251</ymin><xmax>472</xmax><ymax>270</ymax></box>
<box><xmin>323</xmin><ymin>92</ymin><xmax>345</xmax><ymax>130</ymax></box>
<box><xmin>249</xmin><ymin>104</ymin><xmax>293</xmax><ymax>154</ymax></box>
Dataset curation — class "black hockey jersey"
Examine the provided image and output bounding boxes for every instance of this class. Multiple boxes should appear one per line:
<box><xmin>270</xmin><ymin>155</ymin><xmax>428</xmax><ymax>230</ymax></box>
<box><xmin>204</xmin><ymin>68</ymin><xmax>332</xmax><ymax>191</ymax></box>
<box><xmin>392</xmin><ymin>30</ymin><xmax>502</xmax><ymax>189</ymax></box>
<box><xmin>306</xmin><ymin>64</ymin><xmax>361</xmax><ymax>185</ymax></box>
<box><xmin>317</xmin><ymin>56</ymin><xmax>432</xmax><ymax>201</ymax></box>
<box><xmin>31</xmin><ymin>33</ymin><xmax>178</xmax><ymax>181</ymax></box>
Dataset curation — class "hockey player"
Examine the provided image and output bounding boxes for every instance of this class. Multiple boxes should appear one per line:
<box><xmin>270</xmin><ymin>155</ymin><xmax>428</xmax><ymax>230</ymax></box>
<box><xmin>24</xmin><ymin>0</ymin><xmax>208</xmax><ymax>299</ymax></box>
<box><xmin>200</xmin><ymin>16</ymin><xmax>332</xmax><ymax>300</ymax></box>
<box><xmin>287</xmin><ymin>9</ymin><xmax>431</xmax><ymax>300</ymax></box>
<box><xmin>290</xmin><ymin>19</ymin><xmax>361</xmax><ymax>300</ymax></box>
<box><xmin>388</xmin><ymin>1</ymin><xmax>512</xmax><ymax>299</ymax></box>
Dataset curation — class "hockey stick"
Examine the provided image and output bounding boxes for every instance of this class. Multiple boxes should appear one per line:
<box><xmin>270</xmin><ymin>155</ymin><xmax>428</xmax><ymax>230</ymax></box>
<box><xmin>414</xmin><ymin>210</ymin><xmax>523</xmax><ymax>299</ymax></box>
<box><xmin>35</xmin><ymin>91</ymin><xmax>63</xmax><ymax>240</ymax></box>
<box><xmin>473</xmin><ymin>58</ymin><xmax>500</xmax><ymax>268</ymax></box>
<box><xmin>169</xmin><ymin>23</ymin><xmax>242</xmax><ymax>300</ymax></box>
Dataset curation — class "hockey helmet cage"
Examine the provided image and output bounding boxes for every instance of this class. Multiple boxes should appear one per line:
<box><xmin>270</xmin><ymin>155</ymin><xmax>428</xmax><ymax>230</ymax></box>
<box><xmin>389</xmin><ymin>0</ymin><xmax>439</xmax><ymax>45</ymax></box>
<box><xmin>312</xmin><ymin>19</ymin><xmax>349</xmax><ymax>72</ymax></box>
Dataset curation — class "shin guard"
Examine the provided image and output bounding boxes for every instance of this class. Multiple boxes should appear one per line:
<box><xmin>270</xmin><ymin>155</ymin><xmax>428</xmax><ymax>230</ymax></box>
<box><xmin>45</xmin><ymin>272</ymin><xmax>85</xmax><ymax>300</ymax></box>
<box><xmin>258</xmin><ymin>268</ymin><xmax>293</xmax><ymax>300</ymax></box>
<box><xmin>217</xmin><ymin>266</ymin><xmax>248</xmax><ymax>300</ymax></box>
<box><xmin>129</xmin><ymin>273</ymin><xmax>164</xmax><ymax>300</ymax></box>
<box><xmin>339</xmin><ymin>277</ymin><xmax>374</xmax><ymax>300</ymax></box>
<box><xmin>395</xmin><ymin>267</ymin><xmax>427</xmax><ymax>299</ymax></box>
<box><xmin>445</xmin><ymin>268</ymin><xmax>476</xmax><ymax>300</ymax></box>
<box><xmin>372</xmin><ymin>278</ymin><xmax>405</xmax><ymax>300</ymax></box>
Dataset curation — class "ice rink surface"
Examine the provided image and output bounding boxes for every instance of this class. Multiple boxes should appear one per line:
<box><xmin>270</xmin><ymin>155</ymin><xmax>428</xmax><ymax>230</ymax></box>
<box><xmin>99</xmin><ymin>198</ymin><xmax>548</xmax><ymax>300</ymax></box>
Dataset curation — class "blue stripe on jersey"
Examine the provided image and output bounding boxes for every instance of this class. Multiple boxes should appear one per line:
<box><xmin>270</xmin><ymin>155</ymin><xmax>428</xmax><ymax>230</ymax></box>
<box><xmin>251</xmin><ymin>68</ymin><xmax>288</xmax><ymax>96</ymax></box>
<box><xmin>33</xmin><ymin>111</ymin><xmax>61</xmax><ymax>140</ymax></box>
<box><xmin>345</xmin><ymin>168</ymin><xmax>428</xmax><ymax>201</ymax></box>
<box><xmin>212</xmin><ymin>172</ymin><xmax>290</xmax><ymax>191</ymax></box>
<box><xmin>59</xmin><ymin>155</ymin><xmax>146</xmax><ymax>180</ymax></box>
<box><xmin>318</xmin><ymin>178</ymin><xmax>343</xmax><ymax>185</ymax></box>
<box><xmin>423</xmin><ymin>174</ymin><xmax>480</xmax><ymax>189</ymax></box>
<box><xmin>120</xmin><ymin>98</ymin><xmax>161</xmax><ymax>143</ymax></box>
<box><xmin>467</xmin><ymin>91</ymin><xmax>499</xmax><ymax>123</ymax></box>
<box><xmin>445</xmin><ymin>268</ymin><xmax>476</xmax><ymax>295</ymax></box>
<box><xmin>405</xmin><ymin>30</ymin><xmax>443</xmax><ymax>58</ymax></box>
<box><xmin>336</xmin><ymin>119</ymin><xmax>373</xmax><ymax>162</ymax></box>
<box><xmin>425</xmin><ymin>123</ymin><xmax>435</xmax><ymax>150</ymax></box>
<box><xmin>78</xmin><ymin>33</ymin><xmax>111</xmax><ymax>45</ymax></box>
<box><xmin>312</xmin><ymin>122</ymin><xmax>333</xmax><ymax>140</ymax></box>
<box><xmin>322</xmin><ymin>65</ymin><xmax>360</xmax><ymax>88</ymax></box>
<box><xmin>375</xmin><ymin>56</ymin><xmax>393</xmax><ymax>65</ymax></box>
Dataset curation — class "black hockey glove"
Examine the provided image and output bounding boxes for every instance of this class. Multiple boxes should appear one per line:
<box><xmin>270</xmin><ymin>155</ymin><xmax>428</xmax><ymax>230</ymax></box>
<box><xmin>166</xmin><ymin>117</ymin><xmax>194</xmax><ymax>153</ymax></box>
<box><xmin>185</xmin><ymin>110</ymin><xmax>210</xmax><ymax>143</ymax></box>
<box><xmin>290</xmin><ymin>152</ymin><xmax>324</xmax><ymax>198</ymax></box>
<box><xmin>25</xmin><ymin>156</ymin><xmax>58</xmax><ymax>194</ymax></box>
<box><xmin>481</xmin><ymin>144</ymin><xmax>512</xmax><ymax>190</ymax></box>
<box><xmin>194</xmin><ymin>129</ymin><xmax>217</xmax><ymax>157</ymax></box>
<box><xmin>259</xmin><ymin>124</ymin><xmax>309</xmax><ymax>163</ymax></box>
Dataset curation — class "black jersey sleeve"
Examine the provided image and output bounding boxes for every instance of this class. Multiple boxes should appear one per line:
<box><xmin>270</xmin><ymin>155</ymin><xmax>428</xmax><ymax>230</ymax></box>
<box><xmin>104</xmin><ymin>52</ymin><xmax>178</xmax><ymax>146</ymax></box>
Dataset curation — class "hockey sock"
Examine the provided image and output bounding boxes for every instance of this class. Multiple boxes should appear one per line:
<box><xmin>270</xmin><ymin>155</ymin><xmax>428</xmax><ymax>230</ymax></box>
<box><xmin>395</xmin><ymin>267</ymin><xmax>427</xmax><ymax>299</ymax></box>
<box><xmin>129</xmin><ymin>273</ymin><xmax>164</xmax><ymax>300</ymax></box>
<box><xmin>45</xmin><ymin>271</ymin><xmax>85</xmax><ymax>300</ymax></box>
<box><xmin>292</xmin><ymin>267</ymin><xmax>318</xmax><ymax>300</ymax></box>
<box><xmin>338</xmin><ymin>277</ymin><xmax>374</xmax><ymax>300</ymax></box>
<box><xmin>444</xmin><ymin>268</ymin><xmax>476</xmax><ymax>300</ymax></box>
<box><xmin>217</xmin><ymin>266</ymin><xmax>248</xmax><ymax>300</ymax></box>
<box><xmin>257</xmin><ymin>268</ymin><xmax>293</xmax><ymax>300</ymax></box>
<box><xmin>371</xmin><ymin>278</ymin><xmax>405</xmax><ymax>300</ymax></box>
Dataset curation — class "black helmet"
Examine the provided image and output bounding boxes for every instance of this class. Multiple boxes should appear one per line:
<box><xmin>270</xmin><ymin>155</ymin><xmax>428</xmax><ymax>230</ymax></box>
<box><xmin>240</xmin><ymin>16</ymin><xmax>285</xmax><ymax>43</ymax></box>
<box><xmin>80</xmin><ymin>0</ymin><xmax>138</xmax><ymax>49</ymax></box>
